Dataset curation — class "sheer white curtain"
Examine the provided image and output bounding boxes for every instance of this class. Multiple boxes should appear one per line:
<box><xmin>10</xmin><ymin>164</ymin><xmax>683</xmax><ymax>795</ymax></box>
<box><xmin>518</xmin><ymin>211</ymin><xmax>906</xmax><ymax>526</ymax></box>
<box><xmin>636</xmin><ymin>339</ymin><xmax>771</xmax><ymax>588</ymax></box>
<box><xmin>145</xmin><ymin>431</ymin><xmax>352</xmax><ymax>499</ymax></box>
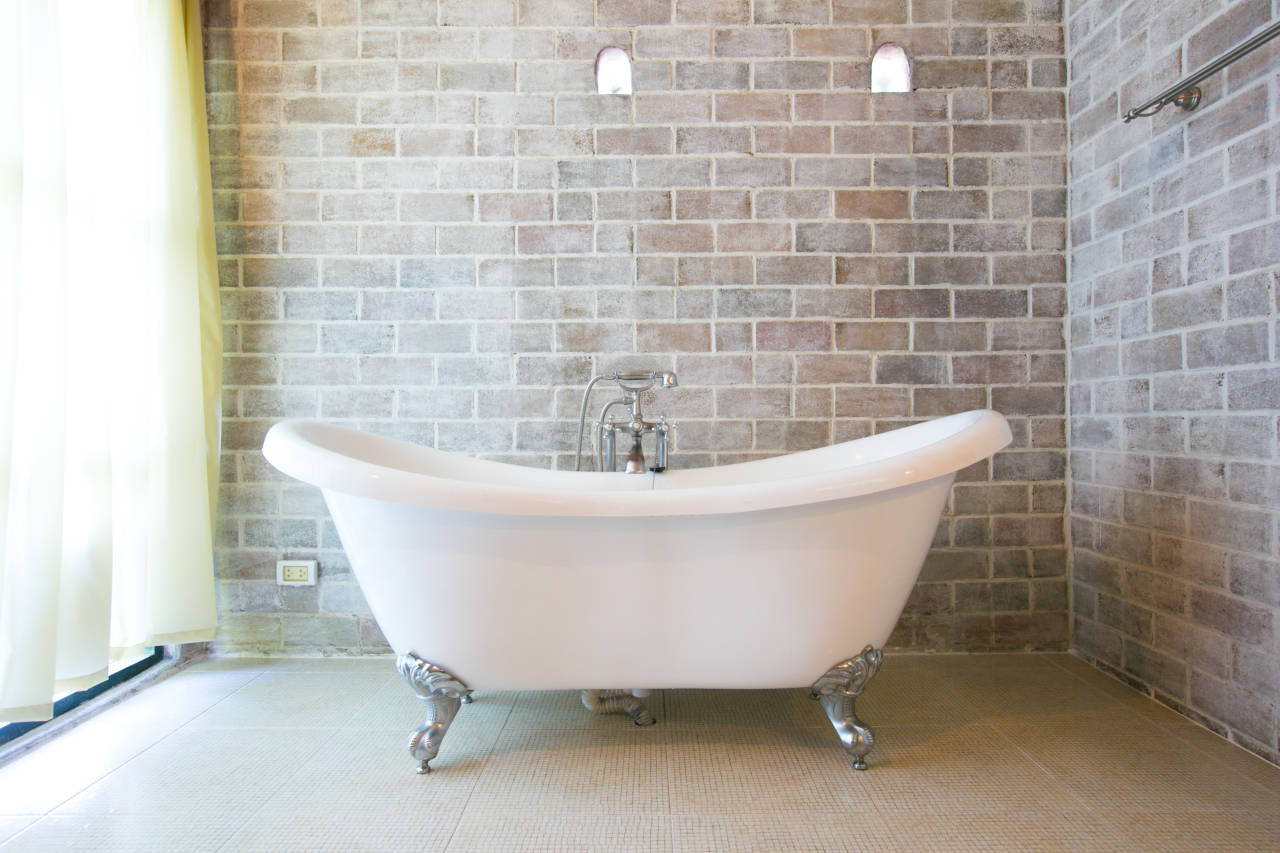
<box><xmin>0</xmin><ymin>0</ymin><xmax>221</xmax><ymax>721</ymax></box>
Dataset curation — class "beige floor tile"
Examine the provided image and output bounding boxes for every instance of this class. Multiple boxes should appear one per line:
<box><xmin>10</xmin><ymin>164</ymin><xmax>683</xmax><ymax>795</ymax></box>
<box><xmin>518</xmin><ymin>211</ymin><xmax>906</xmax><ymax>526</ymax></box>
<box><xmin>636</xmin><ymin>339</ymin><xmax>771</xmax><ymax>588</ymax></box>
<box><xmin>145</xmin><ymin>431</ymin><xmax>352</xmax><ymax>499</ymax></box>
<box><xmin>1040</xmin><ymin>654</ymin><xmax>1187</xmax><ymax>720</ymax></box>
<box><xmin>466</xmin><ymin>726</ymin><xmax>669</xmax><ymax>814</ymax></box>
<box><xmin>1099</xmin><ymin>810</ymin><xmax>1280</xmax><ymax>852</ymax></box>
<box><xmin>5</xmin><ymin>653</ymin><xmax>1278</xmax><ymax>852</ymax></box>
<box><xmin>262</xmin><ymin>728</ymin><xmax>488</xmax><ymax>811</ymax></box>
<box><xmin>994</xmin><ymin>713</ymin><xmax>1278</xmax><ymax>815</ymax></box>
<box><xmin>858</xmin><ymin>664</ymin><xmax>985</xmax><ymax>726</ymax></box>
<box><xmin>446</xmin><ymin>813</ymin><xmax>672</xmax><ymax>853</ymax></box>
<box><xmin>52</xmin><ymin>728</ymin><xmax>318</xmax><ymax>816</ymax></box>
<box><xmin>221</xmin><ymin>808</ymin><xmax>460</xmax><ymax>853</ymax></box>
<box><xmin>0</xmin><ymin>813</ymin><xmax>239</xmax><ymax>852</ymax></box>
<box><xmin>946</xmin><ymin>663</ymin><xmax>1136</xmax><ymax>719</ymax></box>
<box><xmin>887</xmin><ymin>810</ymin><xmax>1131</xmax><ymax>853</ymax></box>
<box><xmin>0</xmin><ymin>664</ymin><xmax>259</xmax><ymax>816</ymax></box>
<box><xmin>1162</xmin><ymin>720</ymin><xmax>1280</xmax><ymax>792</ymax></box>
<box><xmin>857</xmin><ymin>722</ymin><xmax>1085</xmax><ymax>814</ymax></box>
<box><xmin>184</xmin><ymin>671</ymin><xmax>392</xmax><ymax>730</ymax></box>
<box><xmin>671</xmin><ymin>810</ymin><xmax>904</xmax><ymax>853</ymax></box>
<box><xmin>665</xmin><ymin>725</ymin><xmax>865</xmax><ymax>814</ymax></box>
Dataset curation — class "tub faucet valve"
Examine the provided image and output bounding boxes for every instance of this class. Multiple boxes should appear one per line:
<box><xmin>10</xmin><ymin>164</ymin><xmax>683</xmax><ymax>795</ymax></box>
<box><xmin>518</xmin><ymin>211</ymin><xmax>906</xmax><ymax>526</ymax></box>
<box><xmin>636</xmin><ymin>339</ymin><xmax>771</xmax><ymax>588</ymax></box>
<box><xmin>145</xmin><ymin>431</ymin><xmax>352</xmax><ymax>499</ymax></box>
<box><xmin>574</xmin><ymin>370</ymin><xmax>678</xmax><ymax>473</ymax></box>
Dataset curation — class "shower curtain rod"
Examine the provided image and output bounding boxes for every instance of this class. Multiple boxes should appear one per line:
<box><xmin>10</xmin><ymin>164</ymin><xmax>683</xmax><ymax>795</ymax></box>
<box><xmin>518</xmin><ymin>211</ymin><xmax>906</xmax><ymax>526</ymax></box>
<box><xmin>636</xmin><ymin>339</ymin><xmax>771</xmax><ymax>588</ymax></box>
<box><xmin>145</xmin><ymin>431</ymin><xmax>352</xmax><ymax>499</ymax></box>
<box><xmin>1123</xmin><ymin>19</ymin><xmax>1280</xmax><ymax>122</ymax></box>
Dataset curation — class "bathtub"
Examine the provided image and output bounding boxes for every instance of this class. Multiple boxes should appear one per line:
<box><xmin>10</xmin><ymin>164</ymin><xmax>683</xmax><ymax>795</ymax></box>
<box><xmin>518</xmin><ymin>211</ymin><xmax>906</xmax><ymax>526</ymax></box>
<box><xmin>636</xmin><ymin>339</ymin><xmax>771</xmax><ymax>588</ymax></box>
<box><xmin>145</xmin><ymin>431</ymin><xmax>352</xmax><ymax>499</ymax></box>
<box><xmin>262</xmin><ymin>408</ymin><xmax>1011</xmax><ymax>772</ymax></box>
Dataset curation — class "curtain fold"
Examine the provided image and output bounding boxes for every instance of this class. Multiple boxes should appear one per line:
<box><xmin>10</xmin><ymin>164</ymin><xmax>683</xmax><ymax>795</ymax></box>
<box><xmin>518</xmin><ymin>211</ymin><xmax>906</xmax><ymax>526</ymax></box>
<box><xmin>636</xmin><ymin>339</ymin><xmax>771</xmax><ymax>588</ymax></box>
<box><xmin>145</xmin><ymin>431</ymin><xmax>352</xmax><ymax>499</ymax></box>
<box><xmin>0</xmin><ymin>0</ymin><xmax>220</xmax><ymax>722</ymax></box>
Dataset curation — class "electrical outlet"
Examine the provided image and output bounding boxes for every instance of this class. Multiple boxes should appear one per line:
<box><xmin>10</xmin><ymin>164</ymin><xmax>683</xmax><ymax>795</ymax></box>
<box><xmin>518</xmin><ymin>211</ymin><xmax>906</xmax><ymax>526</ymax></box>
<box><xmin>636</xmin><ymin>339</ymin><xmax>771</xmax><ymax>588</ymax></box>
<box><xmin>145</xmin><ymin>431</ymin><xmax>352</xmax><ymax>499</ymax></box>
<box><xmin>276</xmin><ymin>559</ymin><xmax>317</xmax><ymax>586</ymax></box>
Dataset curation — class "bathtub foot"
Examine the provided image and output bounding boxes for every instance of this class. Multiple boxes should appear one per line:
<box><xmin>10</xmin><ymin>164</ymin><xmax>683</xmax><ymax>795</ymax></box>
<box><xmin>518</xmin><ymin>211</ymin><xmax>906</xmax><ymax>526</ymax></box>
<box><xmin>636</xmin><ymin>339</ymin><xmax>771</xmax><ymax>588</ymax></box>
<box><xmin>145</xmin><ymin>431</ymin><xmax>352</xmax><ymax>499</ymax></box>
<box><xmin>581</xmin><ymin>689</ymin><xmax>656</xmax><ymax>726</ymax></box>
<box><xmin>396</xmin><ymin>653</ymin><xmax>471</xmax><ymax>775</ymax></box>
<box><xmin>809</xmin><ymin>645</ymin><xmax>883</xmax><ymax>771</ymax></box>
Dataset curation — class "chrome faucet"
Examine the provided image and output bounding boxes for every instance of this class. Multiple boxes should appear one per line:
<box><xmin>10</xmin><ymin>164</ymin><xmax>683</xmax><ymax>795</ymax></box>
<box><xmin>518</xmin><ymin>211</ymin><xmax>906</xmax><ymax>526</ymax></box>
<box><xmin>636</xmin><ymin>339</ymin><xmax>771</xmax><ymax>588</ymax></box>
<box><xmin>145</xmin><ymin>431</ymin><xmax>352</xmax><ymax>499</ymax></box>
<box><xmin>574</xmin><ymin>371</ymin><xmax>677</xmax><ymax>473</ymax></box>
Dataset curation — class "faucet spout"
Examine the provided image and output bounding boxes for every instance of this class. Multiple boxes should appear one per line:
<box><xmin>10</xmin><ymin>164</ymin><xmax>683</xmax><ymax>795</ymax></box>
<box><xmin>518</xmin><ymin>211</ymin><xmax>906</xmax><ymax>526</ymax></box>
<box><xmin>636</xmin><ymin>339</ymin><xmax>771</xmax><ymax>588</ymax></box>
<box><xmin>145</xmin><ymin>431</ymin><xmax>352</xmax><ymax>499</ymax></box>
<box><xmin>624</xmin><ymin>438</ymin><xmax>646</xmax><ymax>474</ymax></box>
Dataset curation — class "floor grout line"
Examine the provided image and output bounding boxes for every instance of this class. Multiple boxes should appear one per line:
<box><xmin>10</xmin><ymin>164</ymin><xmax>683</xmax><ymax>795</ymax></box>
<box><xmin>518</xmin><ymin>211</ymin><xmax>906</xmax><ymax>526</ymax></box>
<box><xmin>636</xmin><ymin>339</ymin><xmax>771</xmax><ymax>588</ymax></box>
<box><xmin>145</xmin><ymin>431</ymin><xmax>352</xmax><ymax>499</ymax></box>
<box><xmin>442</xmin><ymin>690</ymin><xmax>518</xmax><ymax>852</ymax></box>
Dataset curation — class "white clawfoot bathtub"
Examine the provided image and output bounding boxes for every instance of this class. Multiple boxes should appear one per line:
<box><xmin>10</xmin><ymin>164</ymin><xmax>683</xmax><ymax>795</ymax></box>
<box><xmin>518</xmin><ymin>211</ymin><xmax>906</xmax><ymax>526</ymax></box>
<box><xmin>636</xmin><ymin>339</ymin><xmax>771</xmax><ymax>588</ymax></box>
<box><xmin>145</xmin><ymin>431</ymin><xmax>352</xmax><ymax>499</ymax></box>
<box><xmin>263</xmin><ymin>408</ymin><xmax>1011</xmax><ymax>772</ymax></box>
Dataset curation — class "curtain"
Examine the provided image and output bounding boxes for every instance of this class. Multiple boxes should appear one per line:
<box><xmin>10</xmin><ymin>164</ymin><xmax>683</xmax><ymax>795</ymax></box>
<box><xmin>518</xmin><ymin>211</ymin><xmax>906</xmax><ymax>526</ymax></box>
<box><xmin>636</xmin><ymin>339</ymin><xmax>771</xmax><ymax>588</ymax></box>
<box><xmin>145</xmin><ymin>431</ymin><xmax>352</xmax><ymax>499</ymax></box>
<box><xmin>0</xmin><ymin>0</ymin><xmax>221</xmax><ymax>722</ymax></box>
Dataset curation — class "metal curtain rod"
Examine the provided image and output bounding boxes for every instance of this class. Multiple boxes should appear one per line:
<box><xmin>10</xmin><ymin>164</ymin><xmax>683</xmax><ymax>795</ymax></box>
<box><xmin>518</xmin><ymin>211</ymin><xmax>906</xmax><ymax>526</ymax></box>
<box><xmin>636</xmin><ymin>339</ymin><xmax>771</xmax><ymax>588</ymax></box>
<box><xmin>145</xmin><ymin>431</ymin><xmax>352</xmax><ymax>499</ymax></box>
<box><xmin>1123</xmin><ymin>19</ymin><xmax>1280</xmax><ymax>122</ymax></box>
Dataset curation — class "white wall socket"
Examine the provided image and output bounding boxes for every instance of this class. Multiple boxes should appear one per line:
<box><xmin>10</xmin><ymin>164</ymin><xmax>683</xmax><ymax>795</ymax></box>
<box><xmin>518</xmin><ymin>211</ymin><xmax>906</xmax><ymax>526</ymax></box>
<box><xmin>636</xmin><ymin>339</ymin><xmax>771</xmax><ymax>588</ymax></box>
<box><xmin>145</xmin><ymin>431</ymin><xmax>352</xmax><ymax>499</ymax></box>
<box><xmin>276</xmin><ymin>559</ymin><xmax>318</xmax><ymax>586</ymax></box>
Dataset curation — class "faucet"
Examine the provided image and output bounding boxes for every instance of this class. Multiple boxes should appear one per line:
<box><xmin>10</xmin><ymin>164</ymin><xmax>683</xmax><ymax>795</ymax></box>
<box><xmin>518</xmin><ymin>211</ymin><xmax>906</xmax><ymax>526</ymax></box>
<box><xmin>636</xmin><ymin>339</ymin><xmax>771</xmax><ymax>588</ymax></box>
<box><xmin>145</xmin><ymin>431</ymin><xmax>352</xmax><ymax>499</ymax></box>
<box><xmin>574</xmin><ymin>371</ymin><xmax>677</xmax><ymax>473</ymax></box>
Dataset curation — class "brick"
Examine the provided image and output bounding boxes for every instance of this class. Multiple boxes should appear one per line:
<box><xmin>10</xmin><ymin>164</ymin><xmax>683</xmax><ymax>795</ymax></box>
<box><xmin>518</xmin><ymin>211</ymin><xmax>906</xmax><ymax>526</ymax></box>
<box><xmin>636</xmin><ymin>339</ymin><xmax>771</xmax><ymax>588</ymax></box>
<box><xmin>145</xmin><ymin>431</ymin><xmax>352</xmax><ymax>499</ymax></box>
<box><xmin>755</xmin><ymin>0</ymin><xmax>828</xmax><ymax>24</ymax></box>
<box><xmin>795</xmin><ymin>354</ymin><xmax>871</xmax><ymax>383</ymax></box>
<box><xmin>719</xmin><ymin>222</ymin><xmax>791</xmax><ymax>252</ymax></box>
<box><xmin>1187</xmin><ymin>323</ymin><xmax>1269</xmax><ymax>369</ymax></box>
<box><xmin>874</xmin><ymin>289</ymin><xmax>949</xmax><ymax>318</ymax></box>
<box><xmin>1190</xmin><ymin>589</ymin><xmax>1274</xmax><ymax>646</ymax></box>
<box><xmin>794</xmin><ymin>158</ymin><xmax>871</xmax><ymax>187</ymax></box>
<box><xmin>517</xmin><ymin>224</ymin><xmax>593</xmax><ymax>255</ymax></box>
<box><xmin>835</xmin><ymin>126</ymin><xmax>911</xmax><ymax>154</ymax></box>
<box><xmin>796</xmin><ymin>223</ymin><xmax>871</xmax><ymax>253</ymax></box>
<box><xmin>834</xmin><ymin>256</ymin><xmax>908</xmax><ymax>285</ymax></box>
<box><xmin>1226</xmin><ymin>367</ymin><xmax>1280</xmax><ymax>410</ymax></box>
<box><xmin>676</xmin><ymin>0</ymin><xmax>749</xmax><ymax>23</ymax></box>
<box><xmin>1190</xmin><ymin>672</ymin><xmax>1276</xmax><ymax>745</ymax></box>
<box><xmin>914</xmin><ymin>58</ymin><xmax>988</xmax><ymax>89</ymax></box>
<box><xmin>835</xmin><ymin>190</ymin><xmax>909</xmax><ymax>220</ymax></box>
<box><xmin>753</xmin><ymin>60</ymin><xmax>829</xmax><ymax>90</ymax></box>
<box><xmin>833</xmin><ymin>0</ymin><xmax>909</xmax><ymax>24</ymax></box>
<box><xmin>991</xmin><ymin>91</ymin><xmax>1063</xmax><ymax>121</ymax></box>
<box><xmin>637</xmin><ymin>223</ymin><xmax>714</xmax><ymax>253</ymax></box>
<box><xmin>914</xmin><ymin>190</ymin><xmax>989</xmax><ymax>219</ymax></box>
<box><xmin>876</xmin><ymin>354</ymin><xmax>946</xmax><ymax>384</ymax></box>
<box><xmin>873</xmin><ymin>157</ymin><xmax>947</xmax><ymax>186</ymax></box>
<box><xmin>1189</xmin><ymin>501</ymin><xmax>1272</xmax><ymax>555</ymax></box>
<box><xmin>715</xmin><ymin>157</ymin><xmax>791</xmax><ymax>186</ymax></box>
<box><xmin>676</xmin><ymin>190</ymin><xmax>751</xmax><ymax>220</ymax></box>
<box><xmin>953</xmin><ymin>354</ymin><xmax>1027</xmax><ymax>384</ymax></box>
<box><xmin>478</xmin><ymin>192</ymin><xmax>553</xmax><ymax>222</ymax></box>
<box><xmin>756</xmin><ymin>126</ymin><xmax>831</xmax><ymax>154</ymax></box>
<box><xmin>592</xmin><ymin>190</ymin><xmax>668</xmax><ymax>221</ymax></box>
<box><xmin>1124</xmin><ymin>640</ymin><xmax>1188</xmax><ymax>697</ymax></box>
<box><xmin>675</xmin><ymin>61</ymin><xmax>749</xmax><ymax>89</ymax></box>
<box><xmin>874</xmin><ymin>222</ymin><xmax>950</xmax><ymax>253</ymax></box>
<box><xmin>598</xmin><ymin>128</ymin><xmax>673</xmax><ymax>156</ymax></box>
<box><xmin>836</xmin><ymin>321</ymin><xmax>910</xmax><ymax>351</ymax></box>
<box><xmin>756</xmin><ymin>321</ymin><xmax>832</xmax><ymax>351</ymax></box>
<box><xmin>795</xmin><ymin>92</ymin><xmax>870</xmax><ymax>121</ymax></box>
<box><xmin>954</xmin><ymin>289</ymin><xmax>1027</xmax><ymax>317</ymax></box>
<box><xmin>636</xmin><ymin>322</ymin><xmax>712</xmax><ymax>352</ymax></box>
<box><xmin>1228</xmin><ymin>222</ymin><xmax>1280</xmax><ymax>274</ymax></box>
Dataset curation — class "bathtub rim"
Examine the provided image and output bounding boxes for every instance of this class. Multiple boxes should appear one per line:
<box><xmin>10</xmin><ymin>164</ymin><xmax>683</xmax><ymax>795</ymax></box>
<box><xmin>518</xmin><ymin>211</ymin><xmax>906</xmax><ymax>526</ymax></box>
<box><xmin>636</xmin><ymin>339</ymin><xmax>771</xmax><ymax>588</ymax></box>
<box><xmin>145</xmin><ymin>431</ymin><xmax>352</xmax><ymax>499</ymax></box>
<box><xmin>262</xmin><ymin>408</ymin><xmax>1011</xmax><ymax>518</ymax></box>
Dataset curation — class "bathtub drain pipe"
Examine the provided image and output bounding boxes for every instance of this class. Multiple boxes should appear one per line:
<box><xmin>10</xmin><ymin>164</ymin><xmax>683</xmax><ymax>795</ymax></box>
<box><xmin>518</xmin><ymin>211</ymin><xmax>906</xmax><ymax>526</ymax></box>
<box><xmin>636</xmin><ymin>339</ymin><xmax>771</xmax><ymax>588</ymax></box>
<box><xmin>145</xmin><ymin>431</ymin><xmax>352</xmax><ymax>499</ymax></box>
<box><xmin>581</xmin><ymin>689</ymin><xmax>656</xmax><ymax>726</ymax></box>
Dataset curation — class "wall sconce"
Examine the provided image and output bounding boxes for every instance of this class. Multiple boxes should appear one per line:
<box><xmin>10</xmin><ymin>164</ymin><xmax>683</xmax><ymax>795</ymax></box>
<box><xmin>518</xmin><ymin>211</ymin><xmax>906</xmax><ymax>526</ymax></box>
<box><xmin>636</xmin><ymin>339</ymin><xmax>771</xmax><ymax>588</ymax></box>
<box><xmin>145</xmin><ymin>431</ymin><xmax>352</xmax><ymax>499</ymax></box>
<box><xmin>595</xmin><ymin>46</ymin><xmax>632</xmax><ymax>95</ymax></box>
<box><xmin>871</xmin><ymin>43</ymin><xmax>911</xmax><ymax>93</ymax></box>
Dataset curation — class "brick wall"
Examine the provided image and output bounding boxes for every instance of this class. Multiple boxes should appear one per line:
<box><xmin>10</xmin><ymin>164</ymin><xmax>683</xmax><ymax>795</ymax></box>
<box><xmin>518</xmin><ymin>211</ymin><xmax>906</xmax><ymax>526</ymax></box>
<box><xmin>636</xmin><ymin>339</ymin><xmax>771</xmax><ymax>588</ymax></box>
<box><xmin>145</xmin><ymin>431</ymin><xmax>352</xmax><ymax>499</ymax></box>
<box><xmin>204</xmin><ymin>0</ymin><xmax>1069</xmax><ymax>656</ymax></box>
<box><xmin>1068</xmin><ymin>0</ymin><xmax>1279</xmax><ymax>762</ymax></box>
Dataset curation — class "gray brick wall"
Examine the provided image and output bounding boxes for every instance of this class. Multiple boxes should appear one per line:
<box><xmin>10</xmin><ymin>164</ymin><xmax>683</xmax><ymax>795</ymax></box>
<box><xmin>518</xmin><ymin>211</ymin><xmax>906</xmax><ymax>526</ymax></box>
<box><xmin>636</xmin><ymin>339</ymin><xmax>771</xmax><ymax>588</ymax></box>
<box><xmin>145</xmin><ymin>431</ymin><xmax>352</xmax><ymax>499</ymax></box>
<box><xmin>204</xmin><ymin>0</ymin><xmax>1068</xmax><ymax>656</ymax></box>
<box><xmin>1068</xmin><ymin>0</ymin><xmax>1279</xmax><ymax>763</ymax></box>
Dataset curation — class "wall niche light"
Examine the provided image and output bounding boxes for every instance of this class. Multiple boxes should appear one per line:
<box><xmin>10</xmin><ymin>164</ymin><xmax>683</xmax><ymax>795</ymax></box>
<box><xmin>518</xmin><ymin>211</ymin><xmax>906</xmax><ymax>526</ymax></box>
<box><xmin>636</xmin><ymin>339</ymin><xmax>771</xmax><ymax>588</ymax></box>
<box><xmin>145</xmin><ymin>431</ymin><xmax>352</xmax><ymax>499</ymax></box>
<box><xmin>595</xmin><ymin>46</ymin><xmax>632</xmax><ymax>95</ymax></box>
<box><xmin>871</xmin><ymin>43</ymin><xmax>912</xmax><ymax>93</ymax></box>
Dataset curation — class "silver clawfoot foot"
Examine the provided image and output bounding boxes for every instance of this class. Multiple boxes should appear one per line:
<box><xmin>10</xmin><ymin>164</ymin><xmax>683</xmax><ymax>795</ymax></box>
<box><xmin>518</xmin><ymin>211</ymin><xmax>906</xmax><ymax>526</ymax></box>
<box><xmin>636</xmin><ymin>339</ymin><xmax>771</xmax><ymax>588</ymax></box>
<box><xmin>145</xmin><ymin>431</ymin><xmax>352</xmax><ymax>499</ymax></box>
<box><xmin>809</xmin><ymin>645</ymin><xmax>883</xmax><ymax>771</ymax></box>
<box><xmin>581</xmin><ymin>689</ymin><xmax>656</xmax><ymax>726</ymax></box>
<box><xmin>396</xmin><ymin>653</ymin><xmax>471</xmax><ymax>775</ymax></box>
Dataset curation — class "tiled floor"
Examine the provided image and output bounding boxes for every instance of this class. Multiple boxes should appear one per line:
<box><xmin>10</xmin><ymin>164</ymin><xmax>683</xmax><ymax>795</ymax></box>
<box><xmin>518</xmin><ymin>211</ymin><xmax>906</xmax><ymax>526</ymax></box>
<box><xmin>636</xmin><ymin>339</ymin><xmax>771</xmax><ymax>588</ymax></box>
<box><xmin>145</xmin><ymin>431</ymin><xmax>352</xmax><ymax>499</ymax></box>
<box><xmin>0</xmin><ymin>653</ymin><xmax>1276</xmax><ymax>851</ymax></box>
